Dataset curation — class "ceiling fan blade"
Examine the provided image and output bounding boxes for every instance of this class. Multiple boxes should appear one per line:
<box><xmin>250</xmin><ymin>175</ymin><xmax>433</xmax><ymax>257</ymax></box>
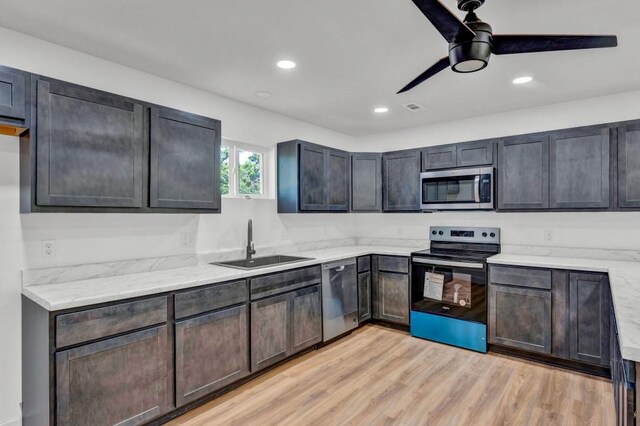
<box><xmin>492</xmin><ymin>34</ymin><xmax>617</xmax><ymax>55</ymax></box>
<box><xmin>398</xmin><ymin>57</ymin><xmax>450</xmax><ymax>94</ymax></box>
<box><xmin>411</xmin><ymin>0</ymin><xmax>476</xmax><ymax>43</ymax></box>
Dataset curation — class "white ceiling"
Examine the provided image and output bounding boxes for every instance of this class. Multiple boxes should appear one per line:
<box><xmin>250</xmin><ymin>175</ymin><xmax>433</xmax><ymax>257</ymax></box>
<box><xmin>0</xmin><ymin>0</ymin><xmax>638</xmax><ymax>136</ymax></box>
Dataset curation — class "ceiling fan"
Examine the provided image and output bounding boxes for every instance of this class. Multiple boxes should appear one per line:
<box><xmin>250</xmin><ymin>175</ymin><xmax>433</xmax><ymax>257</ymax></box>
<box><xmin>397</xmin><ymin>0</ymin><xmax>618</xmax><ymax>93</ymax></box>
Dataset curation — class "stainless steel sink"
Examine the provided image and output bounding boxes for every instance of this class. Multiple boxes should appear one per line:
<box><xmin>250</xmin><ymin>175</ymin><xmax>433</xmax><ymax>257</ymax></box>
<box><xmin>212</xmin><ymin>255</ymin><xmax>314</xmax><ymax>270</ymax></box>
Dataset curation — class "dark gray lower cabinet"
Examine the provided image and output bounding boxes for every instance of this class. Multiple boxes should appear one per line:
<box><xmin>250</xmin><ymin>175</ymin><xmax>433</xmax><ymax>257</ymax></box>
<box><xmin>251</xmin><ymin>284</ymin><xmax>322</xmax><ymax>372</ymax></box>
<box><xmin>358</xmin><ymin>271</ymin><xmax>372</xmax><ymax>322</ymax></box>
<box><xmin>56</xmin><ymin>326</ymin><xmax>170</xmax><ymax>426</ymax></box>
<box><xmin>150</xmin><ymin>106</ymin><xmax>221</xmax><ymax>210</ymax></box>
<box><xmin>175</xmin><ymin>305</ymin><xmax>249</xmax><ymax>406</ymax></box>
<box><xmin>376</xmin><ymin>272</ymin><xmax>409</xmax><ymax>325</ymax></box>
<box><xmin>382</xmin><ymin>150</ymin><xmax>421</xmax><ymax>211</ymax></box>
<box><xmin>569</xmin><ymin>273</ymin><xmax>610</xmax><ymax>366</ymax></box>
<box><xmin>251</xmin><ymin>293</ymin><xmax>290</xmax><ymax>372</ymax></box>
<box><xmin>290</xmin><ymin>285</ymin><xmax>322</xmax><ymax>353</ymax></box>
<box><xmin>488</xmin><ymin>284</ymin><xmax>552</xmax><ymax>354</ymax></box>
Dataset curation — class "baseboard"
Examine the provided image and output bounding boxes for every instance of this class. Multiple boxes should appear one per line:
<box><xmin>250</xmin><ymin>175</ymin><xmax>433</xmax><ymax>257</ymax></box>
<box><xmin>0</xmin><ymin>417</ymin><xmax>21</xmax><ymax>426</ymax></box>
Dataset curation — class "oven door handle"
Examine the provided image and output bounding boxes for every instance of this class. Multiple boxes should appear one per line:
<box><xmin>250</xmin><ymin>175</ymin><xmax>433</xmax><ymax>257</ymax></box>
<box><xmin>474</xmin><ymin>175</ymin><xmax>481</xmax><ymax>203</ymax></box>
<box><xmin>412</xmin><ymin>258</ymin><xmax>485</xmax><ymax>269</ymax></box>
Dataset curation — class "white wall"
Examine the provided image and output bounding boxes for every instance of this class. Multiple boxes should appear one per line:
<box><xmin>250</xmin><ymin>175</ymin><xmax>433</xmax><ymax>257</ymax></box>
<box><xmin>0</xmin><ymin>26</ymin><xmax>357</xmax><ymax>425</ymax></box>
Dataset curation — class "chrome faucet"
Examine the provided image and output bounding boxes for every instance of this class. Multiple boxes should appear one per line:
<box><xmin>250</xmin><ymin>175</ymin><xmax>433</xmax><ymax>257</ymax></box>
<box><xmin>246</xmin><ymin>219</ymin><xmax>256</xmax><ymax>260</ymax></box>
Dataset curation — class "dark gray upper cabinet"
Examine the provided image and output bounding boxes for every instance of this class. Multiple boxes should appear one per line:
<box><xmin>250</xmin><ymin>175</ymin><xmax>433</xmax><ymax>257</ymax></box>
<box><xmin>277</xmin><ymin>140</ymin><xmax>350</xmax><ymax>213</ymax></box>
<box><xmin>549</xmin><ymin>126</ymin><xmax>610</xmax><ymax>209</ymax></box>
<box><xmin>422</xmin><ymin>144</ymin><xmax>456</xmax><ymax>170</ymax></box>
<box><xmin>488</xmin><ymin>284</ymin><xmax>552</xmax><ymax>354</ymax></box>
<box><xmin>175</xmin><ymin>305</ymin><xmax>249</xmax><ymax>407</ymax></box>
<box><xmin>150</xmin><ymin>106</ymin><xmax>221</xmax><ymax>210</ymax></box>
<box><xmin>327</xmin><ymin>149</ymin><xmax>349</xmax><ymax>211</ymax></box>
<box><xmin>569</xmin><ymin>273</ymin><xmax>610</xmax><ymax>366</ymax></box>
<box><xmin>350</xmin><ymin>153</ymin><xmax>382</xmax><ymax>212</ymax></box>
<box><xmin>299</xmin><ymin>143</ymin><xmax>328</xmax><ymax>211</ymax></box>
<box><xmin>289</xmin><ymin>285</ymin><xmax>322</xmax><ymax>354</ymax></box>
<box><xmin>617</xmin><ymin>121</ymin><xmax>640</xmax><ymax>209</ymax></box>
<box><xmin>497</xmin><ymin>134</ymin><xmax>550</xmax><ymax>210</ymax></box>
<box><xmin>382</xmin><ymin>149</ymin><xmax>421</xmax><ymax>211</ymax></box>
<box><xmin>0</xmin><ymin>65</ymin><xmax>27</xmax><ymax>131</ymax></box>
<box><xmin>56</xmin><ymin>326</ymin><xmax>170</xmax><ymax>426</ymax></box>
<box><xmin>35</xmin><ymin>78</ymin><xmax>144</xmax><ymax>208</ymax></box>
<box><xmin>457</xmin><ymin>140</ymin><xmax>494</xmax><ymax>167</ymax></box>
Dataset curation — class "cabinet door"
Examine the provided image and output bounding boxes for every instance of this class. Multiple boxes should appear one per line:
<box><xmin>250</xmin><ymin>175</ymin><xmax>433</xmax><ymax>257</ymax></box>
<box><xmin>351</xmin><ymin>153</ymin><xmax>382</xmax><ymax>211</ymax></box>
<box><xmin>497</xmin><ymin>135</ymin><xmax>549</xmax><ymax>210</ymax></box>
<box><xmin>569</xmin><ymin>273</ymin><xmax>610</xmax><ymax>366</ymax></box>
<box><xmin>56</xmin><ymin>326</ymin><xmax>169</xmax><ymax>426</ymax></box>
<box><xmin>457</xmin><ymin>140</ymin><xmax>494</xmax><ymax>167</ymax></box>
<box><xmin>150</xmin><ymin>107</ymin><xmax>221</xmax><ymax>210</ymax></box>
<box><xmin>299</xmin><ymin>143</ymin><xmax>327</xmax><ymax>211</ymax></box>
<box><xmin>251</xmin><ymin>293</ymin><xmax>290</xmax><ymax>372</ymax></box>
<box><xmin>617</xmin><ymin>121</ymin><xmax>640</xmax><ymax>209</ymax></box>
<box><xmin>422</xmin><ymin>145</ymin><xmax>456</xmax><ymax>170</ymax></box>
<box><xmin>383</xmin><ymin>150</ymin><xmax>421</xmax><ymax>211</ymax></box>
<box><xmin>0</xmin><ymin>66</ymin><xmax>26</xmax><ymax>121</ymax></box>
<box><xmin>36</xmin><ymin>79</ymin><xmax>144</xmax><ymax>208</ymax></box>
<box><xmin>358</xmin><ymin>271</ymin><xmax>372</xmax><ymax>322</ymax></box>
<box><xmin>377</xmin><ymin>271</ymin><xmax>409</xmax><ymax>325</ymax></box>
<box><xmin>327</xmin><ymin>149</ymin><xmax>349</xmax><ymax>211</ymax></box>
<box><xmin>175</xmin><ymin>305</ymin><xmax>249</xmax><ymax>406</ymax></box>
<box><xmin>488</xmin><ymin>285</ymin><xmax>552</xmax><ymax>354</ymax></box>
<box><xmin>549</xmin><ymin>126</ymin><xmax>610</xmax><ymax>209</ymax></box>
<box><xmin>290</xmin><ymin>285</ymin><xmax>322</xmax><ymax>354</ymax></box>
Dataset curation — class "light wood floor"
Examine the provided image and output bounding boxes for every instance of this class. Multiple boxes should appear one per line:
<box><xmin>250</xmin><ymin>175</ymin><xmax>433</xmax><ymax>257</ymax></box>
<box><xmin>169</xmin><ymin>325</ymin><xmax>615</xmax><ymax>426</ymax></box>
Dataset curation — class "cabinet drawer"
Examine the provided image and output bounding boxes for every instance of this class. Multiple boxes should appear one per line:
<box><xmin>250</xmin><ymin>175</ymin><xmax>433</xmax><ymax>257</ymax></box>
<box><xmin>56</xmin><ymin>297</ymin><xmax>167</xmax><ymax>348</ymax></box>
<box><xmin>175</xmin><ymin>280</ymin><xmax>247</xmax><ymax>319</ymax></box>
<box><xmin>377</xmin><ymin>256</ymin><xmax>409</xmax><ymax>274</ymax></box>
<box><xmin>357</xmin><ymin>256</ymin><xmax>371</xmax><ymax>273</ymax></box>
<box><xmin>489</xmin><ymin>265</ymin><xmax>551</xmax><ymax>290</ymax></box>
<box><xmin>250</xmin><ymin>266</ymin><xmax>322</xmax><ymax>300</ymax></box>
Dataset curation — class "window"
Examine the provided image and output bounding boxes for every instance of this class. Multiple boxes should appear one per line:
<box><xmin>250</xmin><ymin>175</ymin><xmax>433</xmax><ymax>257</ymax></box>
<box><xmin>221</xmin><ymin>141</ymin><xmax>268</xmax><ymax>198</ymax></box>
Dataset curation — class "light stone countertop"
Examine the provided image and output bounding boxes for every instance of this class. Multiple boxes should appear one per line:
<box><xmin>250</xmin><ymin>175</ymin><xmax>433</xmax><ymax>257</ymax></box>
<box><xmin>22</xmin><ymin>245</ymin><xmax>415</xmax><ymax>312</ymax></box>
<box><xmin>488</xmin><ymin>253</ymin><xmax>640</xmax><ymax>362</ymax></box>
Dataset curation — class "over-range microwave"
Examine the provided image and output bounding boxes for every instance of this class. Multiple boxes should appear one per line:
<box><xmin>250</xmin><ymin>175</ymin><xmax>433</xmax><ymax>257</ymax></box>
<box><xmin>420</xmin><ymin>167</ymin><xmax>494</xmax><ymax>211</ymax></box>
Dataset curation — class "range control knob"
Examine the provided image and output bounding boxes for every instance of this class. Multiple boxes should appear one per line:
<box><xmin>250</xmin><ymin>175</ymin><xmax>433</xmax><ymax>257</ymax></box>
<box><xmin>432</xmin><ymin>230</ymin><xmax>437</xmax><ymax>235</ymax></box>
<box><xmin>490</xmin><ymin>232</ymin><xmax>496</xmax><ymax>238</ymax></box>
<box><xmin>438</xmin><ymin>231</ymin><xmax>444</xmax><ymax>236</ymax></box>
<box><xmin>482</xmin><ymin>232</ymin><xmax>488</xmax><ymax>237</ymax></box>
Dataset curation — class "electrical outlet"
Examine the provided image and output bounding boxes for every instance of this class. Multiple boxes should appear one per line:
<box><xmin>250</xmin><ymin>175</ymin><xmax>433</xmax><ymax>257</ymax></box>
<box><xmin>544</xmin><ymin>230</ymin><xmax>554</xmax><ymax>242</ymax></box>
<box><xmin>180</xmin><ymin>232</ymin><xmax>195</xmax><ymax>249</ymax></box>
<box><xmin>42</xmin><ymin>240</ymin><xmax>57</xmax><ymax>258</ymax></box>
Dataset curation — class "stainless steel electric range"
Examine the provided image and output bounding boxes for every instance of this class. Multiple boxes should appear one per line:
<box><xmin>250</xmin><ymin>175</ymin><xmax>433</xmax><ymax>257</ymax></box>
<box><xmin>410</xmin><ymin>226</ymin><xmax>500</xmax><ymax>353</ymax></box>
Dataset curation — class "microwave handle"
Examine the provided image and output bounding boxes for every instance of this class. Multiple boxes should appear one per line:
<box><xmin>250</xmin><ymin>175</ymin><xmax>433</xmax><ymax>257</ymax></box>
<box><xmin>474</xmin><ymin>175</ymin><xmax>480</xmax><ymax>203</ymax></box>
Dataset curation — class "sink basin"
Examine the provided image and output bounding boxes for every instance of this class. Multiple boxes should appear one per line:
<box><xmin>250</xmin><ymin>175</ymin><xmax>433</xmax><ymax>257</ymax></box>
<box><xmin>212</xmin><ymin>255</ymin><xmax>314</xmax><ymax>270</ymax></box>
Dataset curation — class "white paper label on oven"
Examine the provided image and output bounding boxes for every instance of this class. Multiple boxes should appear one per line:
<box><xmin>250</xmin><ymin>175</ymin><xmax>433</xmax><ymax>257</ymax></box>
<box><xmin>424</xmin><ymin>272</ymin><xmax>444</xmax><ymax>301</ymax></box>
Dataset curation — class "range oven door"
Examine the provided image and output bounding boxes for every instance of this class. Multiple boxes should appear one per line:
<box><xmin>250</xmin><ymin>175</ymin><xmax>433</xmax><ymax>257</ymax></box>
<box><xmin>420</xmin><ymin>167</ymin><xmax>493</xmax><ymax>210</ymax></box>
<box><xmin>411</xmin><ymin>257</ymin><xmax>487</xmax><ymax>324</ymax></box>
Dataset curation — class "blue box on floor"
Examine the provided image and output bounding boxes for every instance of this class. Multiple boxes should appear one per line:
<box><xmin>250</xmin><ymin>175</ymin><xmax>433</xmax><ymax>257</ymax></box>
<box><xmin>410</xmin><ymin>310</ymin><xmax>487</xmax><ymax>353</ymax></box>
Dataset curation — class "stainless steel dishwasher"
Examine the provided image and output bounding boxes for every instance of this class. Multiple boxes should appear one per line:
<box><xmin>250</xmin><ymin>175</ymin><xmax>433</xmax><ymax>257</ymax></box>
<box><xmin>322</xmin><ymin>258</ymin><xmax>358</xmax><ymax>342</ymax></box>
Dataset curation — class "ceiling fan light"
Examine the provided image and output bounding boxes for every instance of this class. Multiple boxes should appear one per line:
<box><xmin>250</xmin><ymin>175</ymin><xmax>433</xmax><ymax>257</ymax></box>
<box><xmin>452</xmin><ymin>59</ymin><xmax>487</xmax><ymax>73</ymax></box>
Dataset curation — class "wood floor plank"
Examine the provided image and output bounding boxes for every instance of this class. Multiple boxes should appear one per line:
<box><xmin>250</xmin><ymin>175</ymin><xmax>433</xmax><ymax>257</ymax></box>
<box><xmin>168</xmin><ymin>325</ymin><xmax>615</xmax><ymax>426</ymax></box>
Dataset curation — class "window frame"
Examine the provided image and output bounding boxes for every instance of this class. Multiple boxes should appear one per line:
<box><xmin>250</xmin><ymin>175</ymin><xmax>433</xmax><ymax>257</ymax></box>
<box><xmin>221</xmin><ymin>139</ymin><xmax>270</xmax><ymax>199</ymax></box>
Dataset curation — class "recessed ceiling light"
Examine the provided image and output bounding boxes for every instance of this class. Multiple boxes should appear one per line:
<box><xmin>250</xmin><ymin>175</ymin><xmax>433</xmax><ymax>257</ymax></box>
<box><xmin>512</xmin><ymin>76</ymin><xmax>533</xmax><ymax>85</ymax></box>
<box><xmin>255</xmin><ymin>91</ymin><xmax>272</xmax><ymax>98</ymax></box>
<box><xmin>374</xmin><ymin>107</ymin><xmax>389</xmax><ymax>113</ymax></box>
<box><xmin>276</xmin><ymin>60</ymin><xmax>296</xmax><ymax>70</ymax></box>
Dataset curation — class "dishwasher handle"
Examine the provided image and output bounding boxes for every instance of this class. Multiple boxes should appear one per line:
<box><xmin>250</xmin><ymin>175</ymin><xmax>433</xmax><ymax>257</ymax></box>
<box><xmin>334</xmin><ymin>265</ymin><xmax>345</xmax><ymax>272</ymax></box>
<box><xmin>322</xmin><ymin>258</ymin><xmax>357</xmax><ymax>270</ymax></box>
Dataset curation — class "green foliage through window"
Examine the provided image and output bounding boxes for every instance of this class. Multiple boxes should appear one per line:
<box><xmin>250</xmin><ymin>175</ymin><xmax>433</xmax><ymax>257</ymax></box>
<box><xmin>220</xmin><ymin>146</ymin><xmax>230</xmax><ymax>195</ymax></box>
<box><xmin>238</xmin><ymin>150</ymin><xmax>262</xmax><ymax>195</ymax></box>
